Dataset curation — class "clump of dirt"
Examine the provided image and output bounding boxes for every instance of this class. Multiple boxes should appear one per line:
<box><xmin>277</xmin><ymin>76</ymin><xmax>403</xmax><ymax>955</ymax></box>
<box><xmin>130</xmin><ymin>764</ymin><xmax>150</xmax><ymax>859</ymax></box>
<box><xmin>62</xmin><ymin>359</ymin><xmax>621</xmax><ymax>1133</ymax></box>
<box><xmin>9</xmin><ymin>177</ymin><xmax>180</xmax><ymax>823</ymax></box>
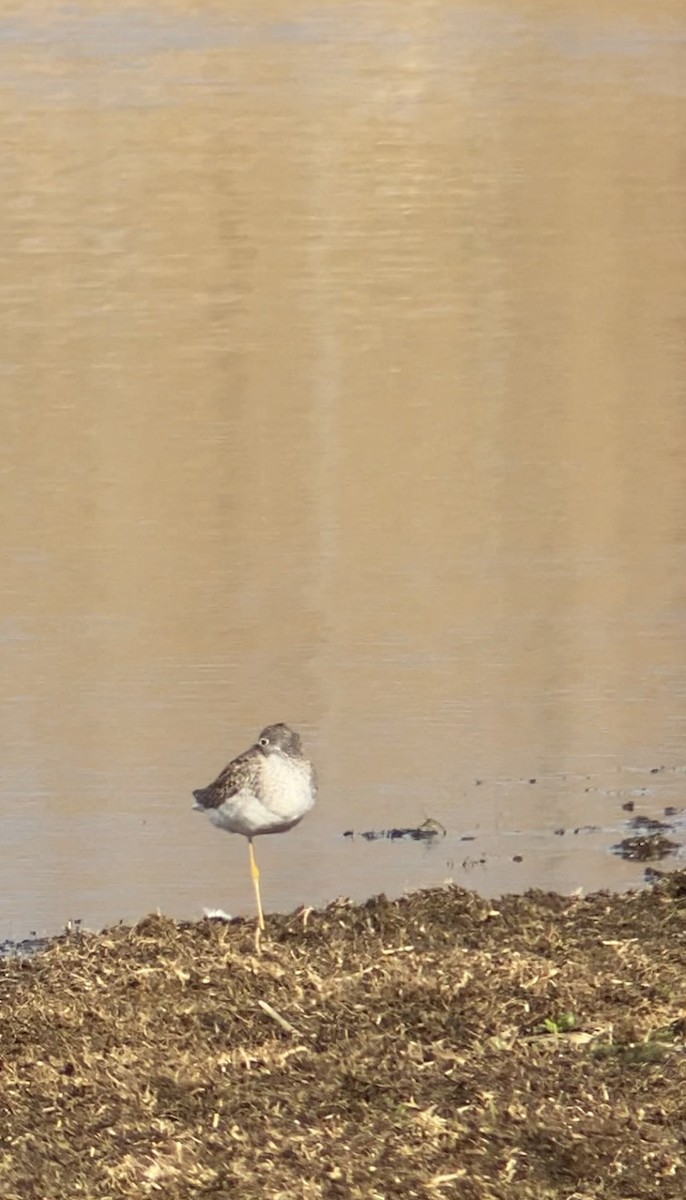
<box><xmin>1</xmin><ymin>873</ymin><xmax>685</xmax><ymax>1199</ymax></box>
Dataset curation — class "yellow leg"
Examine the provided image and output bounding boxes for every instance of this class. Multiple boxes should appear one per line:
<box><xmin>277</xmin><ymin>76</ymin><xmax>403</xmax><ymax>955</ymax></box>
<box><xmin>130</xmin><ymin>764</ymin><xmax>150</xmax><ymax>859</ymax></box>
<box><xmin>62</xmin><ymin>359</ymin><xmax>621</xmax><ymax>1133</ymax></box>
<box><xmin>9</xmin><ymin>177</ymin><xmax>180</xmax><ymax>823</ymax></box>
<box><xmin>248</xmin><ymin>838</ymin><xmax>265</xmax><ymax>932</ymax></box>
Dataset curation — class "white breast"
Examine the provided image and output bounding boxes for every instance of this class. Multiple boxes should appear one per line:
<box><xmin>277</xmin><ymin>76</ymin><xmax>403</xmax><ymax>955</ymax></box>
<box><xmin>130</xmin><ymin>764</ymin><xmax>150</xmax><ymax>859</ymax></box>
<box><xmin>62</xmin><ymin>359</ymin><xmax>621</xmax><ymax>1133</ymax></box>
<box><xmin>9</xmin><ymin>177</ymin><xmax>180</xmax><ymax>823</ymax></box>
<box><xmin>261</xmin><ymin>753</ymin><xmax>316</xmax><ymax>824</ymax></box>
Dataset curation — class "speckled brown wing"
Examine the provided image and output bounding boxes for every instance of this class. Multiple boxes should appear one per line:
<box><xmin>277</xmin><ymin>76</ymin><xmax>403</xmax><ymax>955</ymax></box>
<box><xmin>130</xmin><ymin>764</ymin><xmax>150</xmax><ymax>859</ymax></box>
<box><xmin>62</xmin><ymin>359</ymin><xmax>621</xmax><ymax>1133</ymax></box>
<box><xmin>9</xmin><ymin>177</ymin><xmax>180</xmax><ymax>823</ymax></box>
<box><xmin>192</xmin><ymin>746</ymin><xmax>260</xmax><ymax>811</ymax></box>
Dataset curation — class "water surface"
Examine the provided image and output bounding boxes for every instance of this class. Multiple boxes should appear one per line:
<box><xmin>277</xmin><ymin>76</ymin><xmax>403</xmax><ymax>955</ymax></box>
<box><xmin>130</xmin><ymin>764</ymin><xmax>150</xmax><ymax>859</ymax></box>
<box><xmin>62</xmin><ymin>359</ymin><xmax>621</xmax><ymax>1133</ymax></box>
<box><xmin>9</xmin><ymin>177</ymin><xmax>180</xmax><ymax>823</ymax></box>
<box><xmin>1</xmin><ymin>1</ymin><xmax>686</xmax><ymax>938</ymax></box>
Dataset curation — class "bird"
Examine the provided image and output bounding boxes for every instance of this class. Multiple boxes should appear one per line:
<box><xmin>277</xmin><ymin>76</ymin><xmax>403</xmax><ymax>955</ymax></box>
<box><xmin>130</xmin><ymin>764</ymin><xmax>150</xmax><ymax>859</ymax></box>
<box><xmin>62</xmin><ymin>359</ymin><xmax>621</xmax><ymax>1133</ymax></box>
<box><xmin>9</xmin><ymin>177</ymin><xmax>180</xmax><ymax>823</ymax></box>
<box><xmin>192</xmin><ymin>723</ymin><xmax>317</xmax><ymax>935</ymax></box>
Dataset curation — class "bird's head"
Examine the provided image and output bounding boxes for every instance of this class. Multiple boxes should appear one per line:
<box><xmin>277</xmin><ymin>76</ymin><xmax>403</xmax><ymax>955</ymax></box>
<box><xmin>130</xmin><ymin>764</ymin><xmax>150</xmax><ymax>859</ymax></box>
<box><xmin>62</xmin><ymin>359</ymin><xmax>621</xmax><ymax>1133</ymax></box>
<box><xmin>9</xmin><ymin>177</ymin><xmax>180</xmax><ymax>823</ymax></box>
<box><xmin>256</xmin><ymin>723</ymin><xmax>302</xmax><ymax>756</ymax></box>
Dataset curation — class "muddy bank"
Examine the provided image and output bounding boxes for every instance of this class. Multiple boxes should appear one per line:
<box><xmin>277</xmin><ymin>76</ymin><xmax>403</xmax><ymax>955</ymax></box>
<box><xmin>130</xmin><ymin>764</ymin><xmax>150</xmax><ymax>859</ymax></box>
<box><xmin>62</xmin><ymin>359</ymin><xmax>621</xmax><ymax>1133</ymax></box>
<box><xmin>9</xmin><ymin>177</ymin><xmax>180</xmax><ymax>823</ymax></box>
<box><xmin>0</xmin><ymin>875</ymin><xmax>685</xmax><ymax>1198</ymax></box>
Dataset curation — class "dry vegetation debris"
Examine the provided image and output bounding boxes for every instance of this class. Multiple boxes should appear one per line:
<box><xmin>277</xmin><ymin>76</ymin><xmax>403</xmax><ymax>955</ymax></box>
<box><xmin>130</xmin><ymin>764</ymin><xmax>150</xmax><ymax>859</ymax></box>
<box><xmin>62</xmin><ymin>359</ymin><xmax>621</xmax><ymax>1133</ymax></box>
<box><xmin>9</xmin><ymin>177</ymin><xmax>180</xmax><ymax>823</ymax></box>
<box><xmin>0</xmin><ymin>874</ymin><xmax>685</xmax><ymax>1198</ymax></box>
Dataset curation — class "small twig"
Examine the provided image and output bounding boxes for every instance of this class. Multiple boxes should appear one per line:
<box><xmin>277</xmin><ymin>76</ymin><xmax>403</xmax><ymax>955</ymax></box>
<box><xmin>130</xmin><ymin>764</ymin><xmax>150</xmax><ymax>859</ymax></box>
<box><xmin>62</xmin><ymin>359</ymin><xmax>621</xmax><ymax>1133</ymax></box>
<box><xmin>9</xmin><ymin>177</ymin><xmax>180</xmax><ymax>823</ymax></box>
<box><xmin>257</xmin><ymin>999</ymin><xmax>304</xmax><ymax>1037</ymax></box>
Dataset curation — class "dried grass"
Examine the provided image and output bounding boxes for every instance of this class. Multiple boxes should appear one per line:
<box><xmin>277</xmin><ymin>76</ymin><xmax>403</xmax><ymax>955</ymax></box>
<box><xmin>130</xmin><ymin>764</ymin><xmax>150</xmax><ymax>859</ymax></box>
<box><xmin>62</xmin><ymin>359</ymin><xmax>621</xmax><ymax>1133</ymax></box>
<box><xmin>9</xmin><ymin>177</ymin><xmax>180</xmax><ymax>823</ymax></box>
<box><xmin>1</xmin><ymin>874</ymin><xmax>685</xmax><ymax>1198</ymax></box>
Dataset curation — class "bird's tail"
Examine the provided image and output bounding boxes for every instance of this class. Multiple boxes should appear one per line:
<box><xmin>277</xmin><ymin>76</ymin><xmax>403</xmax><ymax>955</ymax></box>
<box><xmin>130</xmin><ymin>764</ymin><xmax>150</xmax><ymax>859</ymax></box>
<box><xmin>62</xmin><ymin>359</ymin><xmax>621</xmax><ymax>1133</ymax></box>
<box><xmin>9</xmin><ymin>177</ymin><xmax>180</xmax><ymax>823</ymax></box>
<box><xmin>192</xmin><ymin>787</ymin><xmax>210</xmax><ymax>810</ymax></box>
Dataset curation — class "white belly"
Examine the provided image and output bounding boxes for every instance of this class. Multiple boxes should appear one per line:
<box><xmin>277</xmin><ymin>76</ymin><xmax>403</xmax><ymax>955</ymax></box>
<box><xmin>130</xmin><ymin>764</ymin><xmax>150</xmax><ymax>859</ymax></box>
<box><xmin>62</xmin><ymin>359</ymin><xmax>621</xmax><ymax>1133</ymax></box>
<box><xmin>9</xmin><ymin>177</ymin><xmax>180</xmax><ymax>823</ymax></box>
<box><xmin>209</xmin><ymin>753</ymin><xmax>315</xmax><ymax>838</ymax></box>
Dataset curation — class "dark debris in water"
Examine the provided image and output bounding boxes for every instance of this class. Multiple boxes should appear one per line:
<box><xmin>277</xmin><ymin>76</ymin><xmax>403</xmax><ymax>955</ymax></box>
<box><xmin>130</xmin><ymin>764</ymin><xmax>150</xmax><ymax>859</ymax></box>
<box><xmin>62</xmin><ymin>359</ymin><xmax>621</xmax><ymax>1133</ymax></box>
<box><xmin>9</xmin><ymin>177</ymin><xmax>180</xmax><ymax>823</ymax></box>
<box><xmin>628</xmin><ymin>814</ymin><xmax>674</xmax><ymax>832</ymax></box>
<box><xmin>612</xmin><ymin>832</ymin><xmax>679</xmax><ymax>861</ymax></box>
<box><xmin>0</xmin><ymin>875</ymin><xmax>686</xmax><ymax>1197</ymax></box>
<box><xmin>343</xmin><ymin>817</ymin><xmax>447</xmax><ymax>842</ymax></box>
<box><xmin>0</xmin><ymin>919</ymin><xmax>83</xmax><ymax>961</ymax></box>
<box><xmin>551</xmin><ymin>825</ymin><xmax>600</xmax><ymax>837</ymax></box>
<box><xmin>0</xmin><ymin>935</ymin><xmax>52</xmax><ymax>959</ymax></box>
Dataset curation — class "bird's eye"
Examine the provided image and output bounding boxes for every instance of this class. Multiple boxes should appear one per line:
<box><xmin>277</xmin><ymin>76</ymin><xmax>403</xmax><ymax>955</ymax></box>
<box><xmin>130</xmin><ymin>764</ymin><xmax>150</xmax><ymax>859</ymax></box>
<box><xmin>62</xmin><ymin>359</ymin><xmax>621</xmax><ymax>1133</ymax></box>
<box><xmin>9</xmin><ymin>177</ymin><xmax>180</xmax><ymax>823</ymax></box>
<box><xmin>259</xmin><ymin>736</ymin><xmax>269</xmax><ymax>747</ymax></box>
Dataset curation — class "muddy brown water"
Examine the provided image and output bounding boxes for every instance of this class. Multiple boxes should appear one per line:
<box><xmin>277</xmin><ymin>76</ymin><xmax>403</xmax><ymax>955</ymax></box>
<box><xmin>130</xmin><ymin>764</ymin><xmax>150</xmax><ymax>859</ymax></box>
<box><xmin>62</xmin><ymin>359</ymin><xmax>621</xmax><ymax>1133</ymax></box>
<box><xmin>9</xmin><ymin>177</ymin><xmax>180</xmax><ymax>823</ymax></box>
<box><xmin>1</xmin><ymin>3</ymin><xmax>686</xmax><ymax>941</ymax></box>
